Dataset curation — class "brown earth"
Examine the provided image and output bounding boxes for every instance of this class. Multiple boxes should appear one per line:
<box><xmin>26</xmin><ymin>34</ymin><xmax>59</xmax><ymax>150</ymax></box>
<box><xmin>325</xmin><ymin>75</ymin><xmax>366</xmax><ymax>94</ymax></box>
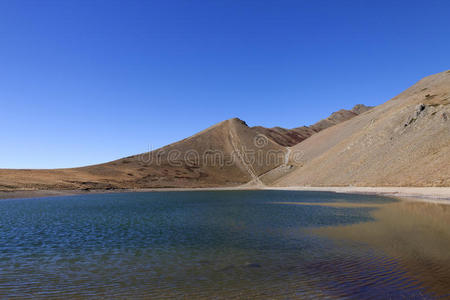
<box><xmin>0</xmin><ymin>118</ymin><xmax>287</xmax><ymax>190</ymax></box>
<box><xmin>274</xmin><ymin>70</ymin><xmax>450</xmax><ymax>187</ymax></box>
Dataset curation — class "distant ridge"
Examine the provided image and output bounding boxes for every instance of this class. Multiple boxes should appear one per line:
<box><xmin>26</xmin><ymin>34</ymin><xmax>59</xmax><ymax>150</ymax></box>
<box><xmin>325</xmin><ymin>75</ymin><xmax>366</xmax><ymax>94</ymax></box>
<box><xmin>252</xmin><ymin>104</ymin><xmax>372</xmax><ymax>147</ymax></box>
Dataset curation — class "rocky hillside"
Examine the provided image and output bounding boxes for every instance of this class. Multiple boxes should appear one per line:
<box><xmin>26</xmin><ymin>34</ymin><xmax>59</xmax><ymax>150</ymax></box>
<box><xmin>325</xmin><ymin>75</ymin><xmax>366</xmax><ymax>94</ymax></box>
<box><xmin>274</xmin><ymin>70</ymin><xmax>450</xmax><ymax>187</ymax></box>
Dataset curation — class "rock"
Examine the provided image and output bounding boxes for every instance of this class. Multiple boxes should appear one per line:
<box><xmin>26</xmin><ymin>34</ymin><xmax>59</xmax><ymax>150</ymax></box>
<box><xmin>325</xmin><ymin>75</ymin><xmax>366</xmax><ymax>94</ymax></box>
<box><xmin>412</xmin><ymin>103</ymin><xmax>427</xmax><ymax>119</ymax></box>
<box><xmin>416</xmin><ymin>103</ymin><xmax>426</xmax><ymax>113</ymax></box>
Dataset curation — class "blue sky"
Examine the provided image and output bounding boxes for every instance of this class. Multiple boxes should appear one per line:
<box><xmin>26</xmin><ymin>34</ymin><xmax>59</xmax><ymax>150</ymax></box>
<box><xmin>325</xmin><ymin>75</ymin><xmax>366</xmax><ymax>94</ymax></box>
<box><xmin>1</xmin><ymin>0</ymin><xmax>449</xmax><ymax>168</ymax></box>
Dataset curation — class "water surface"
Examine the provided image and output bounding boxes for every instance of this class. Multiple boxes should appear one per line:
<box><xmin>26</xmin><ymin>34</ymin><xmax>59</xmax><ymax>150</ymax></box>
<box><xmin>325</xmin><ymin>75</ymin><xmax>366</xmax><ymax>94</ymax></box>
<box><xmin>0</xmin><ymin>191</ymin><xmax>449</xmax><ymax>298</ymax></box>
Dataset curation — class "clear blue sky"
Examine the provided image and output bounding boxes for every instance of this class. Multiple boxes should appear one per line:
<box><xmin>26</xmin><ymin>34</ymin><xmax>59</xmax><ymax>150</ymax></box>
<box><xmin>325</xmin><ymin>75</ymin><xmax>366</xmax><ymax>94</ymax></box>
<box><xmin>1</xmin><ymin>0</ymin><xmax>449</xmax><ymax>168</ymax></box>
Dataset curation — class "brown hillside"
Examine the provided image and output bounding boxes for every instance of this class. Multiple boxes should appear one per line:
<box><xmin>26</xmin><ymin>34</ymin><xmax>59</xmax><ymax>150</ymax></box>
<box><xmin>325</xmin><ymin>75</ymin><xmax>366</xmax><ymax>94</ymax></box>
<box><xmin>4</xmin><ymin>68</ymin><xmax>445</xmax><ymax>191</ymax></box>
<box><xmin>0</xmin><ymin>118</ymin><xmax>287</xmax><ymax>190</ymax></box>
<box><xmin>274</xmin><ymin>70</ymin><xmax>450</xmax><ymax>187</ymax></box>
<box><xmin>0</xmin><ymin>104</ymin><xmax>370</xmax><ymax>191</ymax></box>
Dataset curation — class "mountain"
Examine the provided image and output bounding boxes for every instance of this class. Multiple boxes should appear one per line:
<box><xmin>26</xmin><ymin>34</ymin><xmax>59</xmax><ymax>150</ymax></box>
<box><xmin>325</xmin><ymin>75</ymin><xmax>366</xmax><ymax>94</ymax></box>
<box><xmin>2</xmin><ymin>70</ymin><xmax>448</xmax><ymax>191</ymax></box>
<box><xmin>274</xmin><ymin>70</ymin><xmax>450</xmax><ymax>187</ymax></box>
<box><xmin>0</xmin><ymin>105</ymin><xmax>367</xmax><ymax>191</ymax></box>
<box><xmin>0</xmin><ymin>118</ymin><xmax>286</xmax><ymax>190</ymax></box>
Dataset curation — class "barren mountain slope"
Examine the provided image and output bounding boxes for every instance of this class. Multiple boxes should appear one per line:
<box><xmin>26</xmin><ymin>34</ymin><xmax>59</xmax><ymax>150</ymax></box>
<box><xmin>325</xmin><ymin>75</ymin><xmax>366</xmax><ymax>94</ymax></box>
<box><xmin>0</xmin><ymin>118</ymin><xmax>287</xmax><ymax>190</ymax></box>
<box><xmin>3</xmin><ymin>68</ymin><xmax>442</xmax><ymax>191</ymax></box>
<box><xmin>0</xmin><ymin>104</ymin><xmax>372</xmax><ymax>191</ymax></box>
<box><xmin>252</xmin><ymin>104</ymin><xmax>372</xmax><ymax>147</ymax></box>
<box><xmin>274</xmin><ymin>70</ymin><xmax>450</xmax><ymax>187</ymax></box>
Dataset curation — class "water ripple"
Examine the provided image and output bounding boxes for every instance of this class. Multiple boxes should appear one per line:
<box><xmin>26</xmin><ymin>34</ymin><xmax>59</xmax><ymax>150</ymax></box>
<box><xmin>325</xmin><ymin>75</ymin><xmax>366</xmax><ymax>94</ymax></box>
<box><xmin>0</xmin><ymin>191</ymin><xmax>447</xmax><ymax>298</ymax></box>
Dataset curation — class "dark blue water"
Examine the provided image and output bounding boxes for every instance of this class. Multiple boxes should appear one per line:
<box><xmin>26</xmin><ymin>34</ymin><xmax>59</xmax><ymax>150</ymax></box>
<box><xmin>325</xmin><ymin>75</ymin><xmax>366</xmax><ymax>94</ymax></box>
<box><xmin>0</xmin><ymin>191</ymin><xmax>444</xmax><ymax>298</ymax></box>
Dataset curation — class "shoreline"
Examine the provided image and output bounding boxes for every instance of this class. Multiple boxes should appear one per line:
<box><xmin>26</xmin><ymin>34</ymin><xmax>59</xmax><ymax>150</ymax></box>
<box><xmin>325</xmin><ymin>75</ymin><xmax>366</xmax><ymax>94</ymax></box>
<box><xmin>267</xmin><ymin>186</ymin><xmax>450</xmax><ymax>203</ymax></box>
<box><xmin>1</xmin><ymin>186</ymin><xmax>450</xmax><ymax>203</ymax></box>
<box><xmin>0</xmin><ymin>186</ymin><xmax>253</xmax><ymax>201</ymax></box>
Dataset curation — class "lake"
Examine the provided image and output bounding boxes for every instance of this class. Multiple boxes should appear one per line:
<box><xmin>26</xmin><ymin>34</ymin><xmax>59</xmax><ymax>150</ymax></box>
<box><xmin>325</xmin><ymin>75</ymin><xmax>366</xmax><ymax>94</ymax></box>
<box><xmin>0</xmin><ymin>190</ymin><xmax>449</xmax><ymax>299</ymax></box>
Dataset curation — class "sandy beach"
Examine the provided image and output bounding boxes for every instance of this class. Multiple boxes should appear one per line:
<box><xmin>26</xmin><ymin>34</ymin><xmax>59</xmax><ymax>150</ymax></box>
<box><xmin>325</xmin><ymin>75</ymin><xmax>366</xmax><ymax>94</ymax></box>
<box><xmin>268</xmin><ymin>186</ymin><xmax>450</xmax><ymax>202</ymax></box>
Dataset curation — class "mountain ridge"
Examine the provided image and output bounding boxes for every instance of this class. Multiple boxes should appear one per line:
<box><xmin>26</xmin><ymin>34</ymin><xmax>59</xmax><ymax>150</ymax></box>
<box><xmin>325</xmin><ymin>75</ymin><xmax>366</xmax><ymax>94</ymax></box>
<box><xmin>252</xmin><ymin>104</ymin><xmax>372</xmax><ymax>147</ymax></box>
<box><xmin>1</xmin><ymin>70</ymin><xmax>448</xmax><ymax>190</ymax></box>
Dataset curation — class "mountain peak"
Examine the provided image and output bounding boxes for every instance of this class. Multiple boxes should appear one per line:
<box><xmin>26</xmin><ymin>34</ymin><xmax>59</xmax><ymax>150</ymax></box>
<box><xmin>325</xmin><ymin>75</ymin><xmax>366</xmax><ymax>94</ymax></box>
<box><xmin>228</xmin><ymin>117</ymin><xmax>248</xmax><ymax>127</ymax></box>
<box><xmin>351</xmin><ymin>104</ymin><xmax>373</xmax><ymax>114</ymax></box>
